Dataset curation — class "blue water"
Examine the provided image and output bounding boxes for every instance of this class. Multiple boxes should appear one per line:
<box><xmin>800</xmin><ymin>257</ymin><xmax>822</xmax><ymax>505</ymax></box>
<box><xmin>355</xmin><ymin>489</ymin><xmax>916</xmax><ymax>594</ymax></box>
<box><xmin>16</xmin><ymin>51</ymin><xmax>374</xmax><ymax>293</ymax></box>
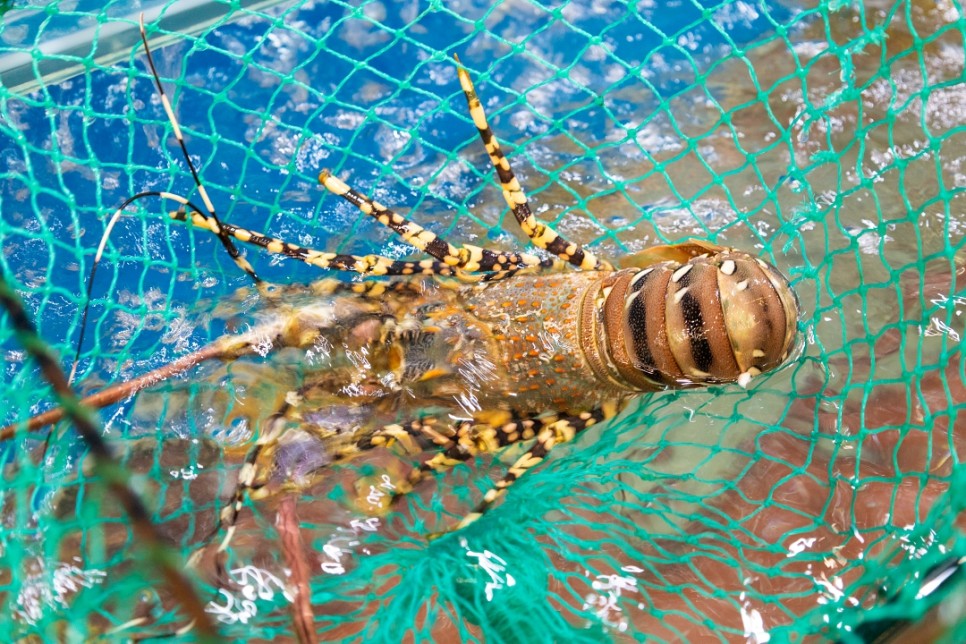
<box><xmin>0</xmin><ymin>0</ymin><xmax>799</xmax><ymax>415</ymax></box>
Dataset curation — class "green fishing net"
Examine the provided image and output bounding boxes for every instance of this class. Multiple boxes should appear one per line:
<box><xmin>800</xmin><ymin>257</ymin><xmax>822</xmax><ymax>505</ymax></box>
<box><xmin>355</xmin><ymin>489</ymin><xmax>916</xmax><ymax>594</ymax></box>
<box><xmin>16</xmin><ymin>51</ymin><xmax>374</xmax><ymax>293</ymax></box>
<box><xmin>2</xmin><ymin>0</ymin><xmax>966</xmax><ymax>640</ymax></box>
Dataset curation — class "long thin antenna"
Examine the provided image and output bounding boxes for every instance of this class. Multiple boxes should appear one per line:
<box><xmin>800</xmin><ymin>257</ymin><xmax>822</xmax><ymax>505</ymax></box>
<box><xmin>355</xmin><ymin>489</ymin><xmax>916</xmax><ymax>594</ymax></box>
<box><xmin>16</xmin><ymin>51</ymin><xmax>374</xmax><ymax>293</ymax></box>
<box><xmin>69</xmin><ymin>15</ymin><xmax>262</xmax><ymax>382</ymax></box>
<box><xmin>138</xmin><ymin>12</ymin><xmax>259</xmax><ymax>284</ymax></box>
<box><xmin>68</xmin><ymin>191</ymin><xmax>207</xmax><ymax>384</ymax></box>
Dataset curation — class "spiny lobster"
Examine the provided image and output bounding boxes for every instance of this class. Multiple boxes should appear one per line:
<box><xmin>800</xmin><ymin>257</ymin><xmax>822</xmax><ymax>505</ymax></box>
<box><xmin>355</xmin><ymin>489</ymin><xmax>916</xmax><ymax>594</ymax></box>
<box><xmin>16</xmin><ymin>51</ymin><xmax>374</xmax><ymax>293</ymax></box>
<box><xmin>5</xmin><ymin>19</ymin><xmax>800</xmax><ymax>547</ymax></box>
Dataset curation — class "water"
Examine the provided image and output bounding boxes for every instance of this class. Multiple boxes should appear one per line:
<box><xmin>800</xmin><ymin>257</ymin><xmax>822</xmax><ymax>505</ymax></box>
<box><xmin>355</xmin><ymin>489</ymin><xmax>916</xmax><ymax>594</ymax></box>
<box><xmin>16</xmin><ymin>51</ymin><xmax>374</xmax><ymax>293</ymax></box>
<box><xmin>1</xmin><ymin>0</ymin><xmax>965</xmax><ymax>640</ymax></box>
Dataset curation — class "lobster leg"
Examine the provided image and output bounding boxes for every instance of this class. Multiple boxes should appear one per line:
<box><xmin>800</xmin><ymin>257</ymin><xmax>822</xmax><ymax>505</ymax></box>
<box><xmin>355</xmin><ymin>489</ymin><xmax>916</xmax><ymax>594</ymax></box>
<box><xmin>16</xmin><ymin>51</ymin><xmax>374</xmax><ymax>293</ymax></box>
<box><xmin>171</xmin><ymin>205</ymin><xmax>556</xmax><ymax>283</ymax></box>
<box><xmin>373</xmin><ymin>411</ymin><xmax>600</xmax><ymax>500</ymax></box>
<box><xmin>388</xmin><ymin>407</ymin><xmax>624</xmax><ymax>534</ymax></box>
<box><xmin>385</xmin><ymin>419</ymin><xmax>480</xmax><ymax>494</ymax></box>
<box><xmin>212</xmin><ymin>414</ymin><xmax>461</xmax><ymax>554</ymax></box>
<box><xmin>319</xmin><ymin>171</ymin><xmax>565</xmax><ymax>274</ymax></box>
<box><xmin>135</xmin><ymin>19</ymin><xmax>559</xmax><ymax>286</ymax></box>
<box><xmin>454</xmin><ymin>57</ymin><xmax>613</xmax><ymax>273</ymax></box>
<box><xmin>214</xmin><ymin>401</ymin><xmax>623</xmax><ymax>550</ymax></box>
<box><xmin>398</xmin><ymin>414</ymin><xmax>558</xmax><ymax>492</ymax></box>
<box><xmin>215</xmin><ymin>401</ymin><xmax>296</xmax><ymax>553</ymax></box>
<box><xmin>437</xmin><ymin>402</ymin><xmax>623</xmax><ymax>536</ymax></box>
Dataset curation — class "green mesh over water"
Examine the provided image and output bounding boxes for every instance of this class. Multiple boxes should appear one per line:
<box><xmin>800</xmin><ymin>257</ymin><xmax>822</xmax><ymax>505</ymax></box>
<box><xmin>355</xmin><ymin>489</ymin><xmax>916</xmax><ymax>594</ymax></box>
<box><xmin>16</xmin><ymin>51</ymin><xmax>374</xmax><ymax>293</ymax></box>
<box><xmin>2</xmin><ymin>0</ymin><xmax>966</xmax><ymax>641</ymax></box>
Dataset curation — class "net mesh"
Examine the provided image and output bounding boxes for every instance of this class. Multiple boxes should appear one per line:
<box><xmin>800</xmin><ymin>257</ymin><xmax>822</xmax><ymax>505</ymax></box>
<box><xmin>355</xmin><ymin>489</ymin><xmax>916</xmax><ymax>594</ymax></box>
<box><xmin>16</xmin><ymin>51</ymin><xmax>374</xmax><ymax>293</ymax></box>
<box><xmin>1</xmin><ymin>0</ymin><xmax>965</xmax><ymax>640</ymax></box>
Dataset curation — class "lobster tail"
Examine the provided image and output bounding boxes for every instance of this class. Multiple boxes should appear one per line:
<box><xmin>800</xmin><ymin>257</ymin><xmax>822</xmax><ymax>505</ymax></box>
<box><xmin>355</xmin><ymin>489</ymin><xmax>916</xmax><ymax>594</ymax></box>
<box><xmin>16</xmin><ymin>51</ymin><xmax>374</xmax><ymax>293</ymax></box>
<box><xmin>599</xmin><ymin>250</ymin><xmax>798</xmax><ymax>390</ymax></box>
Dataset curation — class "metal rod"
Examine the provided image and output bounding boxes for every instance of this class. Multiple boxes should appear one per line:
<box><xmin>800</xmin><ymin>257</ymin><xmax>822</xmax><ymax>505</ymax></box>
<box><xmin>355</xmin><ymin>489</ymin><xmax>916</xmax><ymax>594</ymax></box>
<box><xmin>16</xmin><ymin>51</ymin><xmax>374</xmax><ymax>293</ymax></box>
<box><xmin>0</xmin><ymin>0</ymin><xmax>289</xmax><ymax>95</ymax></box>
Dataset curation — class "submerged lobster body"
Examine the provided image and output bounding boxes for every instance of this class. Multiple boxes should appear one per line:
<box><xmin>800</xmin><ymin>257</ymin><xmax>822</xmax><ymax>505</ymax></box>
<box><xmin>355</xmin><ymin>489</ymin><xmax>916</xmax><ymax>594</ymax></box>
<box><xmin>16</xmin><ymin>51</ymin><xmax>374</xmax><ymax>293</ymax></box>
<box><xmin>213</xmin><ymin>242</ymin><xmax>798</xmax><ymax>443</ymax></box>
<box><xmin>0</xmin><ymin>18</ymin><xmax>807</xmax><ymax>639</ymax></box>
<box><xmin>9</xmin><ymin>244</ymin><xmax>797</xmax><ymax>498</ymax></box>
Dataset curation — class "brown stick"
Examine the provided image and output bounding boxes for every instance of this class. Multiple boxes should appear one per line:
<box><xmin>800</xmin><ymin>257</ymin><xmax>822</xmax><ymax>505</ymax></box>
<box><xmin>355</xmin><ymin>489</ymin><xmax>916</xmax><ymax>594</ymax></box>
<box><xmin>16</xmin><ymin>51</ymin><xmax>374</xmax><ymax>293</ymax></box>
<box><xmin>1</xmin><ymin>340</ymin><xmax>231</xmax><ymax>440</ymax></box>
<box><xmin>277</xmin><ymin>495</ymin><xmax>318</xmax><ymax>644</ymax></box>
<box><xmin>0</xmin><ymin>270</ymin><xmax>221</xmax><ymax>639</ymax></box>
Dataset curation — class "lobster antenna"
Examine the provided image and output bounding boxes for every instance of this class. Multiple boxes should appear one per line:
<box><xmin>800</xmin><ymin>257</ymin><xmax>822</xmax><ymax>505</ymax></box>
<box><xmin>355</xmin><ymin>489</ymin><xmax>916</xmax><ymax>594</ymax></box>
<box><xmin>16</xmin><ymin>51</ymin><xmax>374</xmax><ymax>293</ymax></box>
<box><xmin>138</xmin><ymin>13</ymin><xmax>259</xmax><ymax>283</ymax></box>
<box><xmin>69</xmin><ymin>15</ymin><xmax>261</xmax><ymax>383</ymax></box>
<box><xmin>68</xmin><ymin>191</ymin><xmax>208</xmax><ymax>384</ymax></box>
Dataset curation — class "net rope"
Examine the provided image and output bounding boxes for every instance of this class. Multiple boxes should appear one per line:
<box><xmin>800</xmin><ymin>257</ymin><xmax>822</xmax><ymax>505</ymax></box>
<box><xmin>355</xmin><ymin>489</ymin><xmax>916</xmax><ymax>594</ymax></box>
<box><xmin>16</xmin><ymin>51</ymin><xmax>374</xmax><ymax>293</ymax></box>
<box><xmin>1</xmin><ymin>0</ymin><xmax>965</xmax><ymax>640</ymax></box>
